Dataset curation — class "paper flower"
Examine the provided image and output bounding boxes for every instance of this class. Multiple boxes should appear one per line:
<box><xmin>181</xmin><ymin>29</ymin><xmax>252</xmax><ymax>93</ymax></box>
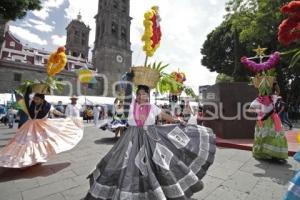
<box><xmin>47</xmin><ymin>47</ymin><xmax>67</xmax><ymax>77</ymax></box>
<box><xmin>240</xmin><ymin>52</ymin><xmax>280</xmax><ymax>73</ymax></box>
<box><xmin>141</xmin><ymin>6</ymin><xmax>162</xmax><ymax>57</ymax></box>
<box><xmin>278</xmin><ymin>1</ymin><xmax>300</xmax><ymax>45</ymax></box>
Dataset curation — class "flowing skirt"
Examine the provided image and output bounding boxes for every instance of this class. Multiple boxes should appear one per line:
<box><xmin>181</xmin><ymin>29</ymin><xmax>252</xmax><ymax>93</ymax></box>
<box><xmin>283</xmin><ymin>170</ymin><xmax>300</xmax><ymax>200</ymax></box>
<box><xmin>284</xmin><ymin>152</ymin><xmax>300</xmax><ymax>200</ymax></box>
<box><xmin>0</xmin><ymin>117</ymin><xmax>83</xmax><ymax>168</ymax></box>
<box><xmin>253</xmin><ymin>118</ymin><xmax>288</xmax><ymax>160</ymax></box>
<box><xmin>85</xmin><ymin>124</ymin><xmax>216</xmax><ymax>200</ymax></box>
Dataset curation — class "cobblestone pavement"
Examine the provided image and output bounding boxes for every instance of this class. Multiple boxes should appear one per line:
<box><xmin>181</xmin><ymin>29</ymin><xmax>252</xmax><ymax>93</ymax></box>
<box><xmin>0</xmin><ymin>123</ymin><xmax>299</xmax><ymax>200</ymax></box>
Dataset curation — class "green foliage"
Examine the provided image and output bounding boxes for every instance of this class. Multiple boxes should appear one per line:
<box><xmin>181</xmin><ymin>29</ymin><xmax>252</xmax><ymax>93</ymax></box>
<box><xmin>0</xmin><ymin>0</ymin><xmax>42</xmax><ymax>20</ymax></box>
<box><xmin>202</xmin><ymin>0</ymin><xmax>300</xmax><ymax>105</ymax></box>
<box><xmin>147</xmin><ymin>61</ymin><xmax>169</xmax><ymax>73</ymax></box>
<box><xmin>216</xmin><ymin>73</ymin><xmax>234</xmax><ymax>83</ymax></box>
<box><xmin>201</xmin><ymin>19</ymin><xmax>250</xmax><ymax>81</ymax></box>
<box><xmin>16</xmin><ymin>76</ymin><xmax>65</xmax><ymax>95</ymax></box>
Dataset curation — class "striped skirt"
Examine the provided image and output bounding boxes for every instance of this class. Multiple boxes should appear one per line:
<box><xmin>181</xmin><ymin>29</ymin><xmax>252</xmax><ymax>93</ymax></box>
<box><xmin>252</xmin><ymin>117</ymin><xmax>288</xmax><ymax>160</ymax></box>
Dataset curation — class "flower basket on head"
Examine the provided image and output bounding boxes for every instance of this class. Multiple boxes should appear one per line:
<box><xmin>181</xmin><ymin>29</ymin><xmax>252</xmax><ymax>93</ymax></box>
<box><xmin>132</xmin><ymin>66</ymin><xmax>160</xmax><ymax>89</ymax></box>
<box><xmin>252</xmin><ymin>75</ymin><xmax>275</xmax><ymax>88</ymax></box>
<box><xmin>32</xmin><ymin>83</ymin><xmax>50</xmax><ymax>94</ymax></box>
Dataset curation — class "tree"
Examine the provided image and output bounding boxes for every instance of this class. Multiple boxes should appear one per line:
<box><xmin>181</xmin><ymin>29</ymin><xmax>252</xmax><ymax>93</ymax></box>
<box><xmin>201</xmin><ymin>19</ymin><xmax>250</xmax><ymax>81</ymax></box>
<box><xmin>225</xmin><ymin>0</ymin><xmax>299</xmax><ymax>103</ymax></box>
<box><xmin>201</xmin><ymin>0</ymin><xmax>300</xmax><ymax>105</ymax></box>
<box><xmin>0</xmin><ymin>0</ymin><xmax>42</xmax><ymax>50</ymax></box>
<box><xmin>215</xmin><ymin>73</ymin><xmax>234</xmax><ymax>83</ymax></box>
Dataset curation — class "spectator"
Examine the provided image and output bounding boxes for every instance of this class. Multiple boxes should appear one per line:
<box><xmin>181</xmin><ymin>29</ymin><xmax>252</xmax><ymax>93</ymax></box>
<box><xmin>275</xmin><ymin>97</ymin><xmax>293</xmax><ymax>130</ymax></box>
<box><xmin>65</xmin><ymin>96</ymin><xmax>82</xmax><ymax>118</ymax></box>
<box><xmin>93</xmin><ymin>105</ymin><xmax>101</xmax><ymax>126</ymax></box>
<box><xmin>197</xmin><ymin>106</ymin><xmax>204</xmax><ymax>125</ymax></box>
<box><xmin>54</xmin><ymin>101</ymin><xmax>65</xmax><ymax>118</ymax></box>
<box><xmin>7</xmin><ymin>106</ymin><xmax>15</xmax><ymax>128</ymax></box>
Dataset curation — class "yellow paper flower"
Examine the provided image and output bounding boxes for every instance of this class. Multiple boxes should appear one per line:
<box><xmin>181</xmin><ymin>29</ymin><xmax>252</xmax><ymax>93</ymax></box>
<box><xmin>142</xmin><ymin>6</ymin><xmax>161</xmax><ymax>57</ymax></box>
<box><xmin>47</xmin><ymin>47</ymin><xmax>67</xmax><ymax>77</ymax></box>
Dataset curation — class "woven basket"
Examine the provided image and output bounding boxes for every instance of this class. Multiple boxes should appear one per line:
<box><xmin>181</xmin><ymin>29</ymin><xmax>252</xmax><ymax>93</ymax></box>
<box><xmin>132</xmin><ymin>67</ymin><xmax>160</xmax><ymax>89</ymax></box>
<box><xmin>32</xmin><ymin>83</ymin><xmax>50</xmax><ymax>94</ymax></box>
<box><xmin>252</xmin><ymin>76</ymin><xmax>275</xmax><ymax>88</ymax></box>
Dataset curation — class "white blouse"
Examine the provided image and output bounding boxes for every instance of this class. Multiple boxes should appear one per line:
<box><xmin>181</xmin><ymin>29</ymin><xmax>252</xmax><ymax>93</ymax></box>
<box><xmin>127</xmin><ymin>99</ymin><xmax>161</xmax><ymax>126</ymax></box>
<box><xmin>250</xmin><ymin>95</ymin><xmax>280</xmax><ymax>115</ymax></box>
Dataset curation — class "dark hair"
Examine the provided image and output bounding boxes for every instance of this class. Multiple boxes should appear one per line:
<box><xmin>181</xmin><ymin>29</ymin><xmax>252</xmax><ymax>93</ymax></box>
<box><xmin>272</xmin><ymin>82</ymin><xmax>280</xmax><ymax>94</ymax></box>
<box><xmin>34</xmin><ymin>93</ymin><xmax>45</xmax><ymax>100</ymax></box>
<box><xmin>136</xmin><ymin>85</ymin><xmax>150</xmax><ymax>94</ymax></box>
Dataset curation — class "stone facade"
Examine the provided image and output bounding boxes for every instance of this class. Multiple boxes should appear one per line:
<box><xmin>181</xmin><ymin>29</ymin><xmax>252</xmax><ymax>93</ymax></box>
<box><xmin>65</xmin><ymin>13</ymin><xmax>90</xmax><ymax>59</ymax></box>
<box><xmin>93</xmin><ymin>0</ymin><xmax>132</xmax><ymax>96</ymax></box>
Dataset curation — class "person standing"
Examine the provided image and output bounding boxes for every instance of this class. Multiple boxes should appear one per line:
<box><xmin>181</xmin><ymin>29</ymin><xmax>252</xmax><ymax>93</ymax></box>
<box><xmin>7</xmin><ymin>106</ymin><xmax>15</xmax><ymax>128</ymax></box>
<box><xmin>65</xmin><ymin>96</ymin><xmax>82</xmax><ymax>118</ymax></box>
<box><xmin>275</xmin><ymin>97</ymin><xmax>293</xmax><ymax>130</ymax></box>
<box><xmin>54</xmin><ymin>101</ymin><xmax>65</xmax><ymax>118</ymax></box>
<box><xmin>197</xmin><ymin>106</ymin><xmax>204</xmax><ymax>125</ymax></box>
<box><xmin>182</xmin><ymin>100</ymin><xmax>193</xmax><ymax>123</ymax></box>
<box><xmin>111</xmin><ymin>99</ymin><xmax>127</xmax><ymax>138</ymax></box>
<box><xmin>93</xmin><ymin>105</ymin><xmax>101</xmax><ymax>126</ymax></box>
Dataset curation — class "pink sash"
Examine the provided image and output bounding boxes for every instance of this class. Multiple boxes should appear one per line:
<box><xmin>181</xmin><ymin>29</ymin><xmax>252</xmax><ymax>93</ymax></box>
<box><xmin>257</xmin><ymin>96</ymin><xmax>282</xmax><ymax>132</ymax></box>
<box><xmin>133</xmin><ymin>101</ymin><xmax>151</xmax><ymax>127</ymax></box>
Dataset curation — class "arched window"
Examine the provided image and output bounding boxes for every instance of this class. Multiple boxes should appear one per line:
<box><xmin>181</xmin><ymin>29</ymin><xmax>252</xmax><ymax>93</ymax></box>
<box><xmin>10</xmin><ymin>41</ymin><xmax>15</xmax><ymax>47</ymax></box>
<box><xmin>121</xmin><ymin>26</ymin><xmax>126</xmax><ymax>40</ymax></box>
<box><xmin>113</xmin><ymin>1</ymin><xmax>118</xmax><ymax>9</ymax></box>
<box><xmin>111</xmin><ymin>22</ymin><xmax>118</xmax><ymax>37</ymax></box>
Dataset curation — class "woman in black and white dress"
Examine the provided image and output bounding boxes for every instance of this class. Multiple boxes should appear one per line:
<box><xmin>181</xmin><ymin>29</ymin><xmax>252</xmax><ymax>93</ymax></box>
<box><xmin>85</xmin><ymin>71</ymin><xmax>216</xmax><ymax>200</ymax></box>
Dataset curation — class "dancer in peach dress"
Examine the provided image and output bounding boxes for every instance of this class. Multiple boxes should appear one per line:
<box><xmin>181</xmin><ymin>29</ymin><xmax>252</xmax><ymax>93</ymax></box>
<box><xmin>0</xmin><ymin>87</ymin><xmax>83</xmax><ymax>168</ymax></box>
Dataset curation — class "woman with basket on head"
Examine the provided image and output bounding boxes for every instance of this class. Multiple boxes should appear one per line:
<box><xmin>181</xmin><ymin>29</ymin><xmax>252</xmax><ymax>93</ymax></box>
<box><xmin>0</xmin><ymin>47</ymin><xmax>84</xmax><ymax>168</ymax></box>
<box><xmin>85</xmin><ymin>65</ymin><xmax>216</xmax><ymax>200</ymax></box>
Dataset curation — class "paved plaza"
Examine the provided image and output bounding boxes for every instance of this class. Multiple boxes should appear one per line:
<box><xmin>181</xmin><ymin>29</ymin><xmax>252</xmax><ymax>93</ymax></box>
<box><xmin>0</xmin><ymin>123</ymin><xmax>299</xmax><ymax>200</ymax></box>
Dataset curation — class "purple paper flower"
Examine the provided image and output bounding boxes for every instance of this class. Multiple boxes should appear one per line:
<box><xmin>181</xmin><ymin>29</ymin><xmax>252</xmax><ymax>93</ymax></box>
<box><xmin>241</xmin><ymin>52</ymin><xmax>280</xmax><ymax>72</ymax></box>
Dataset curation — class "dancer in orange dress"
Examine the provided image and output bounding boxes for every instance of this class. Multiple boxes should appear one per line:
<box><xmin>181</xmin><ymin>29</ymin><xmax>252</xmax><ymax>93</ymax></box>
<box><xmin>0</xmin><ymin>87</ymin><xmax>83</xmax><ymax>168</ymax></box>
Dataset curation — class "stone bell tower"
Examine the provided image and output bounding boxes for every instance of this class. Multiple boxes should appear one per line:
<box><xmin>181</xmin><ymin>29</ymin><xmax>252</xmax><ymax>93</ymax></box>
<box><xmin>93</xmin><ymin>0</ymin><xmax>132</xmax><ymax>97</ymax></box>
<box><xmin>65</xmin><ymin>12</ymin><xmax>90</xmax><ymax>59</ymax></box>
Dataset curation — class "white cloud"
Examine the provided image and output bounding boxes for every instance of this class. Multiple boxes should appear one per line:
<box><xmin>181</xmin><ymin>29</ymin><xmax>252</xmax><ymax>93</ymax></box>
<box><xmin>32</xmin><ymin>8</ymin><xmax>50</xmax><ymax>20</ymax></box>
<box><xmin>44</xmin><ymin>0</ymin><xmax>65</xmax><ymax>8</ymax></box>
<box><xmin>28</xmin><ymin>18</ymin><xmax>54</xmax><ymax>32</ymax></box>
<box><xmin>130</xmin><ymin>0</ymin><xmax>227</xmax><ymax>91</ymax></box>
<box><xmin>32</xmin><ymin>0</ymin><xmax>65</xmax><ymax>20</ymax></box>
<box><xmin>64</xmin><ymin>0</ymin><xmax>228</xmax><ymax>91</ymax></box>
<box><xmin>51</xmin><ymin>34</ymin><xmax>66</xmax><ymax>46</ymax></box>
<box><xmin>20</xmin><ymin>21</ymin><xmax>33</xmax><ymax>28</ymax></box>
<box><xmin>9</xmin><ymin>25</ymin><xmax>47</xmax><ymax>45</ymax></box>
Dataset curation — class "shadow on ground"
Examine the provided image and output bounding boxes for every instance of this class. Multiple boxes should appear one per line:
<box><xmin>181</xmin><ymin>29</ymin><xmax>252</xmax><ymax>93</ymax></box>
<box><xmin>0</xmin><ymin>162</ymin><xmax>71</xmax><ymax>182</ymax></box>
<box><xmin>94</xmin><ymin>137</ymin><xmax>118</xmax><ymax>145</ymax></box>
<box><xmin>253</xmin><ymin>159</ymin><xmax>296</xmax><ymax>185</ymax></box>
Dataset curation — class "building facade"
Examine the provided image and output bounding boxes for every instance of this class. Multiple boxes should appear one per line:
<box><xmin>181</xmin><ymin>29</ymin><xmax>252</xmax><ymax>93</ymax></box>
<box><xmin>0</xmin><ymin>28</ymin><xmax>101</xmax><ymax>96</ymax></box>
<box><xmin>92</xmin><ymin>0</ymin><xmax>132</xmax><ymax>96</ymax></box>
<box><xmin>65</xmin><ymin>13</ymin><xmax>91</xmax><ymax>60</ymax></box>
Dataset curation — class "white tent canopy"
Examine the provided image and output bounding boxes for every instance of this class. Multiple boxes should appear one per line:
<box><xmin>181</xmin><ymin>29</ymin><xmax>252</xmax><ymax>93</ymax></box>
<box><xmin>45</xmin><ymin>95</ymin><xmax>116</xmax><ymax>105</ymax></box>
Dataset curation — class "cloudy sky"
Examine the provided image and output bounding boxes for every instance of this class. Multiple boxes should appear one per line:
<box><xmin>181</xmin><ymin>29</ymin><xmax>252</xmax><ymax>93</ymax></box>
<box><xmin>9</xmin><ymin>0</ymin><xmax>228</xmax><ymax>92</ymax></box>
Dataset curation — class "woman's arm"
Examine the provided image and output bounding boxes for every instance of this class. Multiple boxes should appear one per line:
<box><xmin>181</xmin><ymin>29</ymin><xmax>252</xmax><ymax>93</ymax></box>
<box><xmin>51</xmin><ymin>109</ymin><xmax>65</xmax><ymax>117</ymax></box>
<box><xmin>160</xmin><ymin>111</ymin><xmax>185</xmax><ymax>124</ymax></box>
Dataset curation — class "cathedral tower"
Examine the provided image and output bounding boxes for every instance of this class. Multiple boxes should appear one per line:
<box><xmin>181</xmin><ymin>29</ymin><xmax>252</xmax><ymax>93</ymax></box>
<box><xmin>93</xmin><ymin>0</ymin><xmax>132</xmax><ymax>96</ymax></box>
<box><xmin>65</xmin><ymin>13</ymin><xmax>90</xmax><ymax>59</ymax></box>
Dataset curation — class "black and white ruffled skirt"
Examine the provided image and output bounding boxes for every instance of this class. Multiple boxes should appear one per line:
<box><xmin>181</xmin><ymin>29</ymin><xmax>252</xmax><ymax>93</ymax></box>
<box><xmin>85</xmin><ymin>124</ymin><xmax>216</xmax><ymax>200</ymax></box>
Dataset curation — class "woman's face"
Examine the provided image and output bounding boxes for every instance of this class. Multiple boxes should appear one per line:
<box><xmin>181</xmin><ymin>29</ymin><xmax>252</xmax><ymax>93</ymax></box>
<box><xmin>137</xmin><ymin>89</ymin><xmax>149</xmax><ymax>104</ymax></box>
<box><xmin>33</xmin><ymin>96</ymin><xmax>43</xmax><ymax>105</ymax></box>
